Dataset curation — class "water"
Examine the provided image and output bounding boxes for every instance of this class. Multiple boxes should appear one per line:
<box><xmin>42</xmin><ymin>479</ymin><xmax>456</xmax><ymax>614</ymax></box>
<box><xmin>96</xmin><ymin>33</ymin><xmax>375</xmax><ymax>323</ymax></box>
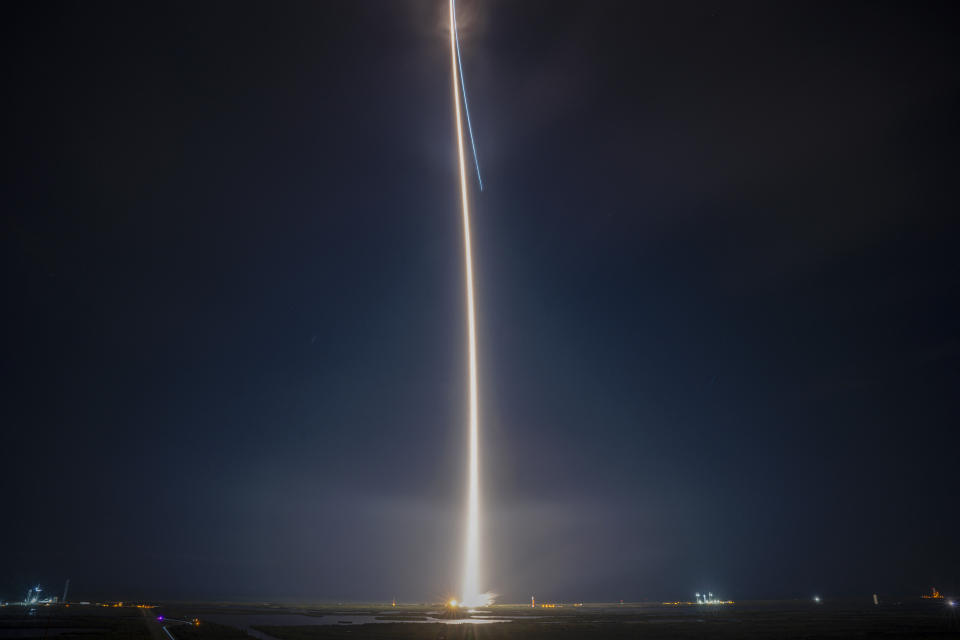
<box><xmin>202</xmin><ymin>611</ymin><xmax>508</xmax><ymax>634</ymax></box>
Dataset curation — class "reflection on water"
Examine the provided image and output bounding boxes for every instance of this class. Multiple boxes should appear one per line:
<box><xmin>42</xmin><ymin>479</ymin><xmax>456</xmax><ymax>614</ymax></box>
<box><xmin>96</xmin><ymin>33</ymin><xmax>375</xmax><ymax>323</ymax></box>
<box><xmin>202</xmin><ymin>612</ymin><xmax>508</xmax><ymax>632</ymax></box>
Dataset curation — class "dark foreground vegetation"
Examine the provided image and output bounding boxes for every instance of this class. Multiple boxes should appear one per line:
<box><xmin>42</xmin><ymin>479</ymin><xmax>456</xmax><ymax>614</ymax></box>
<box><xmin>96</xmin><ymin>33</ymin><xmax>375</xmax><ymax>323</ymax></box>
<box><xmin>0</xmin><ymin>604</ymin><xmax>151</xmax><ymax>639</ymax></box>
<box><xmin>159</xmin><ymin>621</ymin><xmax>252</xmax><ymax>639</ymax></box>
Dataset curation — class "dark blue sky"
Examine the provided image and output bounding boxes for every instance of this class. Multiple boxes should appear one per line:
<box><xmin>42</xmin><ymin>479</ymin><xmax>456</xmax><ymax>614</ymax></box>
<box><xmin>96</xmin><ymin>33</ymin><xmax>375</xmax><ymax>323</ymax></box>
<box><xmin>2</xmin><ymin>1</ymin><xmax>958</xmax><ymax>603</ymax></box>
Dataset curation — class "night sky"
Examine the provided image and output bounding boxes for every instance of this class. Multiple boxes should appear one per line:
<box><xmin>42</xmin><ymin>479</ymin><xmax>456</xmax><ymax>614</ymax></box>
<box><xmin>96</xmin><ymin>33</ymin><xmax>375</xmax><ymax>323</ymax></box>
<box><xmin>3</xmin><ymin>1</ymin><xmax>959</xmax><ymax>604</ymax></box>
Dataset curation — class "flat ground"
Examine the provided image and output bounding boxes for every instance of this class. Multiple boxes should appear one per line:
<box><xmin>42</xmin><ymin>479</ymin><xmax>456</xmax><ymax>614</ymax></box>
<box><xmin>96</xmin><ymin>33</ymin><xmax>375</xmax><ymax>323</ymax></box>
<box><xmin>2</xmin><ymin>601</ymin><xmax>958</xmax><ymax>639</ymax></box>
<box><xmin>173</xmin><ymin>600</ymin><xmax>960</xmax><ymax>640</ymax></box>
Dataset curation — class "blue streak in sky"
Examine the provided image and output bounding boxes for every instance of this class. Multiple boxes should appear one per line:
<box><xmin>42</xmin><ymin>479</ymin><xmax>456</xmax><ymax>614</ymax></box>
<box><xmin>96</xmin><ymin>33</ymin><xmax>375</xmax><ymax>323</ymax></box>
<box><xmin>453</xmin><ymin>0</ymin><xmax>483</xmax><ymax>191</ymax></box>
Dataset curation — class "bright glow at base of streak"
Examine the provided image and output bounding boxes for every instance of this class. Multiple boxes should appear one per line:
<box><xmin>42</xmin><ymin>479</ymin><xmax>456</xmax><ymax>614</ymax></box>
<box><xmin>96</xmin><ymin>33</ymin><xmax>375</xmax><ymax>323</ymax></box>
<box><xmin>449</xmin><ymin>0</ymin><xmax>485</xmax><ymax>609</ymax></box>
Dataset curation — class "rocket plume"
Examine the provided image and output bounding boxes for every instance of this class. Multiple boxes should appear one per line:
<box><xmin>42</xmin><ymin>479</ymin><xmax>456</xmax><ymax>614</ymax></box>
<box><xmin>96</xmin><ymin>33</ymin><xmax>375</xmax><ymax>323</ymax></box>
<box><xmin>453</xmin><ymin>0</ymin><xmax>483</xmax><ymax>190</ymax></box>
<box><xmin>448</xmin><ymin>0</ymin><xmax>485</xmax><ymax>608</ymax></box>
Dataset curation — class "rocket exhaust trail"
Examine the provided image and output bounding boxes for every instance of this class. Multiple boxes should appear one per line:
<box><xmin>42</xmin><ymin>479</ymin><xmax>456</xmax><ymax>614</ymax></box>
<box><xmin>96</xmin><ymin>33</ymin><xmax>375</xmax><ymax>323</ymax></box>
<box><xmin>452</xmin><ymin>0</ymin><xmax>483</xmax><ymax>190</ymax></box>
<box><xmin>449</xmin><ymin>0</ymin><xmax>482</xmax><ymax>608</ymax></box>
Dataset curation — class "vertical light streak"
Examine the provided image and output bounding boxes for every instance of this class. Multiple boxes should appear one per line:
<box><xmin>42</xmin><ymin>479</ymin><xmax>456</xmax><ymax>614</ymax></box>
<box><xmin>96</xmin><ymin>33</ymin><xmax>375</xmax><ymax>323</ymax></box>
<box><xmin>452</xmin><ymin>0</ymin><xmax>483</xmax><ymax>190</ymax></box>
<box><xmin>449</xmin><ymin>0</ymin><xmax>481</xmax><ymax>608</ymax></box>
